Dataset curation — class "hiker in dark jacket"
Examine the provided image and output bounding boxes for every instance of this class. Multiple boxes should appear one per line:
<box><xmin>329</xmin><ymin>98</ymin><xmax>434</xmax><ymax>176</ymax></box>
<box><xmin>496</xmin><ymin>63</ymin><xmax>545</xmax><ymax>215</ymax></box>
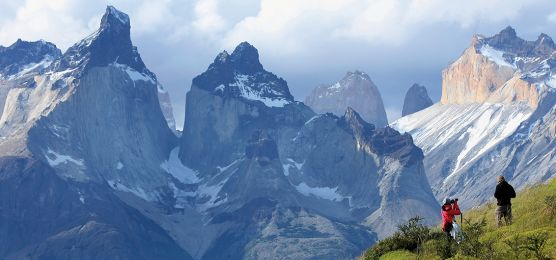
<box><xmin>494</xmin><ymin>176</ymin><xmax>516</xmax><ymax>227</ymax></box>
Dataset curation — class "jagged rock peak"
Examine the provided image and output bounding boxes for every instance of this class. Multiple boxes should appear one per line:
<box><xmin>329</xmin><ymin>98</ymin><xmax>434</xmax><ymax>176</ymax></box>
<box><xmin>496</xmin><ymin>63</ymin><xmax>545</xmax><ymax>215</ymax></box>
<box><xmin>211</xmin><ymin>42</ymin><xmax>264</xmax><ymax>74</ymax></box>
<box><xmin>229</xmin><ymin>42</ymin><xmax>264</xmax><ymax>73</ymax></box>
<box><xmin>101</xmin><ymin>6</ymin><xmax>131</xmax><ymax>30</ymax></box>
<box><xmin>338</xmin><ymin>107</ymin><xmax>422</xmax><ymax>166</ymax></box>
<box><xmin>474</xmin><ymin>26</ymin><xmax>555</xmax><ymax>57</ymax></box>
<box><xmin>342</xmin><ymin>107</ymin><xmax>372</xmax><ymax>130</ymax></box>
<box><xmin>0</xmin><ymin>39</ymin><xmax>61</xmax><ymax>77</ymax></box>
<box><xmin>402</xmin><ymin>83</ymin><xmax>433</xmax><ymax>117</ymax></box>
<box><xmin>192</xmin><ymin>42</ymin><xmax>294</xmax><ymax>107</ymax></box>
<box><xmin>52</xmin><ymin>5</ymin><xmax>153</xmax><ymax>79</ymax></box>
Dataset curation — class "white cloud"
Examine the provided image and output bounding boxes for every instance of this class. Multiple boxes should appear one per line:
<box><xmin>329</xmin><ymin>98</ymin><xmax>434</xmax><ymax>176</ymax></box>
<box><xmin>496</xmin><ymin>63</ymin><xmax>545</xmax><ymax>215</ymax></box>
<box><xmin>0</xmin><ymin>0</ymin><xmax>554</xmax><ymax>127</ymax></box>
<box><xmin>131</xmin><ymin>0</ymin><xmax>182</xmax><ymax>34</ymax></box>
<box><xmin>193</xmin><ymin>0</ymin><xmax>227</xmax><ymax>34</ymax></box>
<box><xmin>0</xmin><ymin>0</ymin><xmax>95</xmax><ymax>50</ymax></box>
<box><xmin>549</xmin><ymin>10</ymin><xmax>556</xmax><ymax>23</ymax></box>
<box><xmin>222</xmin><ymin>0</ymin><xmax>534</xmax><ymax>53</ymax></box>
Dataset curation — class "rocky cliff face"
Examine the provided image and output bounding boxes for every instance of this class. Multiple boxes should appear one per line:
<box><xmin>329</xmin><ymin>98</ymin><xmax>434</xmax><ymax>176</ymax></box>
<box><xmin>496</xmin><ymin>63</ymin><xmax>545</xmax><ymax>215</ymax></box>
<box><xmin>157</xmin><ymin>83</ymin><xmax>177</xmax><ymax>132</ymax></box>
<box><xmin>0</xmin><ymin>6</ymin><xmax>440</xmax><ymax>259</ymax></box>
<box><xmin>177</xmin><ymin>42</ymin><xmax>438</xmax><ymax>258</ymax></box>
<box><xmin>402</xmin><ymin>84</ymin><xmax>433</xmax><ymax>116</ymax></box>
<box><xmin>440</xmin><ymin>26</ymin><xmax>553</xmax><ymax>107</ymax></box>
<box><xmin>0</xmin><ymin>6</ymin><xmax>190</xmax><ymax>259</ymax></box>
<box><xmin>393</xmin><ymin>27</ymin><xmax>556</xmax><ymax>208</ymax></box>
<box><xmin>304</xmin><ymin>71</ymin><xmax>388</xmax><ymax>127</ymax></box>
<box><xmin>0</xmin><ymin>40</ymin><xmax>61</xmax><ymax>122</ymax></box>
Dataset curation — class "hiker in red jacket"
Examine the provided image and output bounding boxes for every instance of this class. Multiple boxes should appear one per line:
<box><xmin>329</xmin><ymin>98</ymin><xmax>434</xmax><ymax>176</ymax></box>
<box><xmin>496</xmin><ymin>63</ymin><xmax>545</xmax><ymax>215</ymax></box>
<box><xmin>441</xmin><ymin>198</ymin><xmax>461</xmax><ymax>238</ymax></box>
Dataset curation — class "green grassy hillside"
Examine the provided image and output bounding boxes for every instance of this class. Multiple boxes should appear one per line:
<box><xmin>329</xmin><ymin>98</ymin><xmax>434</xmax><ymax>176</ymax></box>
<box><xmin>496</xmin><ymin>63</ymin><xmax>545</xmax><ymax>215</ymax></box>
<box><xmin>361</xmin><ymin>179</ymin><xmax>556</xmax><ymax>259</ymax></box>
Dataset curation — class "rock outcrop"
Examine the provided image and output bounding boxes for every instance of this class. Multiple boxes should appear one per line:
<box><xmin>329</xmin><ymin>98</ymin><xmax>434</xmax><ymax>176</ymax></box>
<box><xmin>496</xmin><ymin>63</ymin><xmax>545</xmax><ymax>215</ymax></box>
<box><xmin>402</xmin><ymin>84</ymin><xmax>433</xmax><ymax>116</ymax></box>
<box><xmin>440</xmin><ymin>26</ymin><xmax>553</xmax><ymax>108</ymax></box>
<box><xmin>304</xmin><ymin>71</ymin><xmax>388</xmax><ymax>127</ymax></box>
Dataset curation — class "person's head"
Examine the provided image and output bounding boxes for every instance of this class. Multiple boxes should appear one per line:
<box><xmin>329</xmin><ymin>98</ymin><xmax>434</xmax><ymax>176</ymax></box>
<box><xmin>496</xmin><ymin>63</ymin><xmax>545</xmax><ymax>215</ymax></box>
<box><xmin>444</xmin><ymin>198</ymin><xmax>452</xmax><ymax>205</ymax></box>
<box><xmin>498</xmin><ymin>175</ymin><xmax>505</xmax><ymax>183</ymax></box>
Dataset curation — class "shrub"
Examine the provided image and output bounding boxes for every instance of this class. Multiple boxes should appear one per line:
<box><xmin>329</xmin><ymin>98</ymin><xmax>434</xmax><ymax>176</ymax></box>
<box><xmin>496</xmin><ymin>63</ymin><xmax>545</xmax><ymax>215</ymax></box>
<box><xmin>457</xmin><ymin>219</ymin><xmax>487</xmax><ymax>257</ymax></box>
<box><xmin>361</xmin><ymin>216</ymin><xmax>432</xmax><ymax>260</ymax></box>
<box><xmin>544</xmin><ymin>195</ymin><xmax>556</xmax><ymax>221</ymax></box>
<box><xmin>432</xmin><ymin>234</ymin><xmax>456</xmax><ymax>259</ymax></box>
<box><xmin>504</xmin><ymin>235</ymin><xmax>526</xmax><ymax>259</ymax></box>
<box><xmin>522</xmin><ymin>232</ymin><xmax>549</xmax><ymax>260</ymax></box>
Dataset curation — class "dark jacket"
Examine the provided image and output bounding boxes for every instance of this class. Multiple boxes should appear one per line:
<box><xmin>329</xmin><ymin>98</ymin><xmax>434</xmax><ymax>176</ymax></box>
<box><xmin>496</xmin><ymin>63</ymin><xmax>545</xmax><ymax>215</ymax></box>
<box><xmin>494</xmin><ymin>181</ymin><xmax>516</xmax><ymax>206</ymax></box>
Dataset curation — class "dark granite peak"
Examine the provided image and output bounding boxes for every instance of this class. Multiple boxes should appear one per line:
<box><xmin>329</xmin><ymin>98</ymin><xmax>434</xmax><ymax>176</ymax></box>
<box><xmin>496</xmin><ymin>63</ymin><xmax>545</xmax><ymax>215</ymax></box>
<box><xmin>229</xmin><ymin>42</ymin><xmax>264</xmax><ymax>74</ymax></box>
<box><xmin>402</xmin><ymin>83</ymin><xmax>433</xmax><ymax>117</ymax></box>
<box><xmin>52</xmin><ymin>6</ymin><xmax>153</xmax><ymax>79</ymax></box>
<box><xmin>192</xmin><ymin>42</ymin><xmax>294</xmax><ymax>103</ymax></box>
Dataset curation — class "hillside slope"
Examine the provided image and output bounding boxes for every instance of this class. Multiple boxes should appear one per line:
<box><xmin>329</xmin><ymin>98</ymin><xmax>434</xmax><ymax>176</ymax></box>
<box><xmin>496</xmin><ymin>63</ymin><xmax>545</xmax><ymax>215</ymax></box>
<box><xmin>361</xmin><ymin>179</ymin><xmax>556</xmax><ymax>259</ymax></box>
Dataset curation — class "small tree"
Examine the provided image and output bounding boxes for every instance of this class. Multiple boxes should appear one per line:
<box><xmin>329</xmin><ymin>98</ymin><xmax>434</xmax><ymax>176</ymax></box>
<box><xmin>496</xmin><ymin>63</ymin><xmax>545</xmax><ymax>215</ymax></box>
<box><xmin>362</xmin><ymin>216</ymin><xmax>432</xmax><ymax>260</ymax></box>
<box><xmin>457</xmin><ymin>219</ymin><xmax>487</xmax><ymax>257</ymax></box>
<box><xmin>522</xmin><ymin>232</ymin><xmax>549</xmax><ymax>260</ymax></box>
<box><xmin>544</xmin><ymin>195</ymin><xmax>556</xmax><ymax>221</ymax></box>
<box><xmin>397</xmin><ymin>216</ymin><xmax>430</xmax><ymax>253</ymax></box>
<box><xmin>504</xmin><ymin>235</ymin><xmax>525</xmax><ymax>259</ymax></box>
<box><xmin>433</xmin><ymin>235</ymin><xmax>456</xmax><ymax>259</ymax></box>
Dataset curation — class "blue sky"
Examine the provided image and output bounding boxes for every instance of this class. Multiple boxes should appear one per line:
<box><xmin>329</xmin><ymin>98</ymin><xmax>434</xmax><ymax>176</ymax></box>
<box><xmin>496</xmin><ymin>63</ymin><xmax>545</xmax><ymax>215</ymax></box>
<box><xmin>1</xmin><ymin>0</ymin><xmax>556</xmax><ymax>128</ymax></box>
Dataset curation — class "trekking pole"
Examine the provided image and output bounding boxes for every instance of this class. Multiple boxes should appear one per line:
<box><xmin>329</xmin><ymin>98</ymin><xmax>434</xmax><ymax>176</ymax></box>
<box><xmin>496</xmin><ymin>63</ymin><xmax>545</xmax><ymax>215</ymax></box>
<box><xmin>460</xmin><ymin>213</ymin><xmax>463</xmax><ymax>228</ymax></box>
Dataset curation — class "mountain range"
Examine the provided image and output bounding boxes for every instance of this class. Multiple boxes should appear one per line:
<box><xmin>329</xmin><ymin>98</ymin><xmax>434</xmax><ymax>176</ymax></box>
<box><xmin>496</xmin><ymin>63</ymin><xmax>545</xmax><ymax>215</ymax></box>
<box><xmin>392</xmin><ymin>26</ymin><xmax>556</xmax><ymax>208</ymax></box>
<box><xmin>2</xmin><ymin>5</ymin><xmax>555</xmax><ymax>260</ymax></box>
<box><xmin>0</xmin><ymin>6</ymin><xmax>439</xmax><ymax>259</ymax></box>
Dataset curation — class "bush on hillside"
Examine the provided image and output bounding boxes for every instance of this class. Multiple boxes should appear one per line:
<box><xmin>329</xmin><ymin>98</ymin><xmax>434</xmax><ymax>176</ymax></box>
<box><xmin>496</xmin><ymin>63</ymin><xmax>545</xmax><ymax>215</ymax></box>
<box><xmin>522</xmin><ymin>232</ymin><xmax>550</xmax><ymax>260</ymax></box>
<box><xmin>362</xmin><ymin>216</ymin><xmax>432</xmax><ymax>260</ymax></box>
<box><xmin>544</xmin><ymin>195</ymin><xmax>556</xmax><ymax>221</ymax></box>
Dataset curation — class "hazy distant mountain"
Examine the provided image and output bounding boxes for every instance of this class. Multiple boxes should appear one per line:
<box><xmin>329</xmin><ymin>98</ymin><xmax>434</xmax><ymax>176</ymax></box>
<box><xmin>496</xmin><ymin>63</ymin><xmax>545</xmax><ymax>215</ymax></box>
<box><xmin>305</xmin><ymin>71</ymin><xmax>388</xmax><ymax>127</ymax></box>
<box><xmin>401</xmin><ymin>83</ymin><xmax>433</xmax><ymax>116</ymax></box>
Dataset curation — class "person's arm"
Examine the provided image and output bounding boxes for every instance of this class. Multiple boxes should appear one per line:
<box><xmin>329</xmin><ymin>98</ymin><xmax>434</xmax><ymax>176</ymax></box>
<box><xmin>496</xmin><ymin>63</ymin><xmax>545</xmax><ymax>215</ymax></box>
<box><xmin>451</xmin><ymin>200</ymin><xmax>461</xmax><ymax>216</ymax></box>
<box><xmin>510</xmin><ymin>185</ymin><xmax>516</xmax><ymax>198</ymax></box>
<box><xmin>494</xmin><ymin>184</ymin><xmax>501</xmax><ymax>199</ymax></box>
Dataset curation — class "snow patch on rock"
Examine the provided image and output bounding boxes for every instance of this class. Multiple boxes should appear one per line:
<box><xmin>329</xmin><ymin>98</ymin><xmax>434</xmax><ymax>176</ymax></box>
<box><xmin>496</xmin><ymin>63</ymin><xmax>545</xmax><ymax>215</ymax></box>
<box><xmin>45</xmin><ymin>148</ymin><xmax>84</xmax><ymax>167</ymax></box>
<box><xmin>295</xmin><ymin>182</ymin><xmax>346</xmax><ymax>201</ymax></box>
<box><xmin>230</xmin><ymin>74</ymin><xmax>291</xmax><ymax>107</ymax></box>
<box><xmin>479</xmin><ymin>44</ymin><xmax>516</xmax><ymax>68</ymax></box>
<box><xmin>160</xmin><ymin>147</ymin><xmax>200</xmax><ymax>184</ymax></box>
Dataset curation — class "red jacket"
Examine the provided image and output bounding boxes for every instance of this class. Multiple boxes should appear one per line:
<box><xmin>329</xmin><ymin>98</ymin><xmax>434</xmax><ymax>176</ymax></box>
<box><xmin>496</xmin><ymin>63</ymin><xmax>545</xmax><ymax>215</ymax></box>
<box><xmin>441</xmin><ymin>201</ymin><xmax>461</xmax><ymax>231</ymax></box>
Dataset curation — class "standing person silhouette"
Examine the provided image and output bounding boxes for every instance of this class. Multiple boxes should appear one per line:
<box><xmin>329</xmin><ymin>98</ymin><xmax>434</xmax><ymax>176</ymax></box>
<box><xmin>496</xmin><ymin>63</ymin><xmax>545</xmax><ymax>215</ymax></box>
<box><xmin>494</xmin><ymin>176</ymin><xmax>516</xmax><ymax>227</ymax></box>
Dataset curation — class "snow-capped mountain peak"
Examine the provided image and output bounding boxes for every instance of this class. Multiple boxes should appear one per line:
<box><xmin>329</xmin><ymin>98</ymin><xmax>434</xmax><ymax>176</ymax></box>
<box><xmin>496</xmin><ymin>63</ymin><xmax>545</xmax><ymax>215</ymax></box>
<box><xmin>51</xmin><ymin>6</ymin><xmax>154</xmax><ymax>81</ymax></box>
<box><xmin>192</xmin><ymin>42</ymin><xmax>294</xmax><ymax>107</ymax></box>
<box><xmin>395</xmin><ymin>27</ymin><xmax>556</xmax><ymax>209</ymax></box>
<box><xmin>0</xmin><ymin>39</ymin><xmax>61</xmax><ymax>78</ymax></box>
<box><xmin>474</xmin><ymin>26</ymin><xmax>556</xmax><ymax>82</ymax></box>
<box><xmin>441</xmin><ymin>26</ymin><xmax>556</xmax><ymax>107</ymax></box>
